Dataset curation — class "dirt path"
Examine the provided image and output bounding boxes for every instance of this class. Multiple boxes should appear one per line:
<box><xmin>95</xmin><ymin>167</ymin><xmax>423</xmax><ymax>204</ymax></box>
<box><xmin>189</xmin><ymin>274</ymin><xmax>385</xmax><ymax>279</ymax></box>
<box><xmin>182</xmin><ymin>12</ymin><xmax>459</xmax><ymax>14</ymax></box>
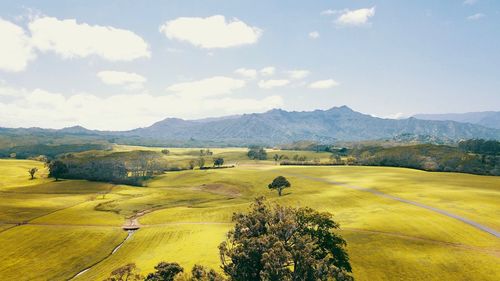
<box><xmin>282</xmin><ymin>172</ymin><xmax>500</xmax><ymax>238</ymax></box>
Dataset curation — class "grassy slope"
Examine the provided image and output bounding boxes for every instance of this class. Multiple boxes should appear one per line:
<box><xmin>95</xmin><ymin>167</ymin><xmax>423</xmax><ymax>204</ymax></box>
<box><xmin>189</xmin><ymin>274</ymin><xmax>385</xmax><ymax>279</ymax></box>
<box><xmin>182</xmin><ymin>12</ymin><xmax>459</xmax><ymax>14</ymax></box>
<box><xmin>0</xmin><ymin>157</ymin><xmax>499</xmax><ymax>281</ymax></box>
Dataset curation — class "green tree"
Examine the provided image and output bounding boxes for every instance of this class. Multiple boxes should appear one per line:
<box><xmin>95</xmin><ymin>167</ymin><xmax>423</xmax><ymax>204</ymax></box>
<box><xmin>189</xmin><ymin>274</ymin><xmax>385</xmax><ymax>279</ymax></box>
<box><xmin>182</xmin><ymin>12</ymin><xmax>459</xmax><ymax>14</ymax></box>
<box><xmin>104</xmin><ymin>263</ymin><xmax>143</xmax><ymax>281</ymax></box>
<box><xmin>145</xmin><ymin>262</ymin><xmax>183</xmax><ymax>281</ymax></box>
<box><xmin>161</xmin><ymin>149</ymin><xmax>170</xmax><ymax>155</ymax></box>
<box><xmin>189</xmin><ymin>160</ymin><xmax>197</xmax><ymax>170</ymax></box>
<box><xmin>273</xmin><ymin>154</ymin><xmax>280</xmax><ymax>164</ymax></box>
<box><xmin>28</xmin><ymin>167</ymin><xmax>38</xmax><ymax>180</ymax></box>
<box><xmin>219</xmin><ymin>197</ymin><xmax>352</xmax><ymax>281</ymax></box>
<box><xmin>190</xmin><ymin>264</ymin><xmax>225</xmax><ymax>281</ymax></box>
<box><xmin>247</xmin><ymin>146</ymin><xmax>268</xmax><ymax>160</ymax></box>
<box><xmin>214</xmin><ymin>157</ymin><xmax>224</xmax><ymax>167</ymax></box>
<box><xmin>48</xmin><ymin>160</ymin><xmax>68</xmax><ymax>181</ymax></box>
<box><xmin>268</xmin><ymin>176</ymin><xmax>291</xmax><ymax>196</ymax></box>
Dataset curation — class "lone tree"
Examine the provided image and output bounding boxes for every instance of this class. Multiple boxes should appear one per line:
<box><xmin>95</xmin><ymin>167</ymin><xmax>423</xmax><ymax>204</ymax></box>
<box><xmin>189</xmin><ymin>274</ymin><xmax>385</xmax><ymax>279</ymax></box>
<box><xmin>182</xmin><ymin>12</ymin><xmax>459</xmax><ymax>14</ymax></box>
<box><xmin>273</xmin><ymin>154</ymin><xmax>280</xmax><ymax>164</ymax></box>
<box><xmin>28</xmin><ymin>167</ymin><xmax>38</xmax><ymax>180</ymax></box>
<box><xmin>145</xmin><ymin>262</ymin><xmax>183</xmax><ymax>281</ymax></box>
<box><xmin>213</xmin><ymin>157</ymin><xmax>224</xmax><ymax>167</ymax></box>
<box><xmin>268</xmin><ymin>176</ymin><xmax>291</xmax><ymax>196</ymax></box>
<box><xmin>198</xmin><ymin>157</ymin><xmax>205</xmax><ymax>169</ymax></box>
<box><xmin>48</xmin><ymin>160</ymin><xmax>68</xmax><ymax>181</ymax></box>
<box><xmin>219</xmin><ymin>197</ymin><xmax>352</xmax><ymax>281</ymax></box>
<box><xmin>104</xmin><ymin>263</ymin><xmax>143</xmax><ymax>281</ymax></box>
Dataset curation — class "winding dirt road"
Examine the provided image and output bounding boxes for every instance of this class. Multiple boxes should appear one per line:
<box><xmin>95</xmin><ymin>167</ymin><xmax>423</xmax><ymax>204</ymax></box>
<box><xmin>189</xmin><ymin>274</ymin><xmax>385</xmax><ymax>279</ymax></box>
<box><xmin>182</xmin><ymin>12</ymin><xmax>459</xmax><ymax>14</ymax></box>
<box><xmin>282</xmin><ymin>172</ymin><xmax>500</xmax><ymax>238</ymax></box>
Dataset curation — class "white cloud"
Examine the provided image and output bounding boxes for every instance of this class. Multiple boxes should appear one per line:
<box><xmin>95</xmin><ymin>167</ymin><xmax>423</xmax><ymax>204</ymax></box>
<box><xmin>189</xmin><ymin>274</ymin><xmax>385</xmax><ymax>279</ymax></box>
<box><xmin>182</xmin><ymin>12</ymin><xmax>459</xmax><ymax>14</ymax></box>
<box><xmin>29</xmin><ymin>16</ymin><xmax>150</xmax><ymax>61</ymax></box>
<box><xmin>336</xmin><ymin>7</ymin><xmax>376</xmax><ymax>26</ymax></box>
<box><xmin>321</xmin><ymin>9</ymin><xmax>347</xmax><ymax>16</ymax></box>
<box><xmin>0</xmin><ymin>85</ymin><xmax>283</xmax><ymax>130</ymax></box>
<box><xmin>234</xmin><ymin>68</ymin><xmax>257</xmax><ymax>79</ymax></box>
<box><xmin>463</xmin><ymin>0</ymin><xmax>478</xmax><ymax>5</ymax></box>
<box><xmin>97</xmin><ymin>71</ymin><xmax>146</xmax><ymax>90</ymax></box>
<box><xmin>258</xmin><ymin>79</ymin><xmax>290</xmax><ymax>89</ymax></box>
<box><xmin>159</xmin><ymin>15</ymin><xmax>262</xmax><ymax>48</ymax></box>
<box><xmin>260</xmin><ymin>66</ymin><xmax>276</xmax><ymax>76</ymax></box>
<box><xmin>309</xmin><ymin>79</ymin><xmax>339</xmax><ymax>89</ymax></box>
<box><xmin>309</xmin><ymin>31</ymin><xmax>320</xmax><ymax>39</ymax></box>
<box><xmin>0</xmin><ymin>18</ymin><xmax>36</xmax><ymax>72</ymax></box>
<box><xmin>287</xmin><ymin>70</ymin><xmax>310</xmax><ymax>80</ymax></box>
<box><xmin>467</xmin><ymin>13</ymin><xmax>485</xmax><ymax>20</ymax></box>
<box><xmin>384</xmin><ymin>112</ymin><xmax>407</xmax><ymax>119</ymax></box>
<box><xmin>166</xmin><ymin>76</ymin><xmax>246</xmax><ymax>98</ymax></box>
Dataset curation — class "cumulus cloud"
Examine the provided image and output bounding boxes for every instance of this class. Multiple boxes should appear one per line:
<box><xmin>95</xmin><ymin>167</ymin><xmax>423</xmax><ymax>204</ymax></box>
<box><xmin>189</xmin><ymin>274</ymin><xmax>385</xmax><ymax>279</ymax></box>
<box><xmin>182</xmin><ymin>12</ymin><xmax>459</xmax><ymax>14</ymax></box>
<box><xmin>0</xmin><ymin>84</ymin><xmax>283</xmax><ymax>130</ymax></box>
<box><xmin>166</xmin><ymin>76</ymin><xmax>246</xmax><ymax>98</ymax></box>
<box><xmin>234</xmin><ymin>68</ymin><xmax>257</xmax><ymax>79</ymax></box>
<box><xmin>97</xmin><ymin>71</ymin><xmax>146</xmax><ymax>90</ymax></box>
<box><xmin>308</xmin><ymin>31</ymin><xmax>320</xmax><ymax>39</ymax></box>
<box><xmin>258</xmin><ymin>79</ymin><xmax>290</xmax><ymax>89</ymax></box>
<box><xmin>467</xmin><ymin>13</ymin><xmax>485</xmax><ymax>20</ymax></box>
<box><xmin>308</xmin><ymin>79</ymin><xmax>339</xmax><ymax>89</ymax></box>
<box><xmin>260</xmin><ymin>66</ymin><xmax>276</xmax><ymax>76</ymax></box>
<box><xmin>29</xmin><ymin>16</ymin><xmax>150</xmax><ymax>61</ymax></box>
<box><xmin>336</xmin><ymin>7</ymin><xmax>376</xmax><ymax>26</ymax></box>
<box><xmin>0</xmin><ymin>18</ymin><xmax>36</xmax><ymax>72</ymax></box>
<box><xmin>287</xmin><ymin>70</ymin><xmax>310</xmax><ymax>80</ymax></box>
<box><xmin>159</xmin><ymin>15</ymin><xmax>262</xmax><ymax>48</ymax></box>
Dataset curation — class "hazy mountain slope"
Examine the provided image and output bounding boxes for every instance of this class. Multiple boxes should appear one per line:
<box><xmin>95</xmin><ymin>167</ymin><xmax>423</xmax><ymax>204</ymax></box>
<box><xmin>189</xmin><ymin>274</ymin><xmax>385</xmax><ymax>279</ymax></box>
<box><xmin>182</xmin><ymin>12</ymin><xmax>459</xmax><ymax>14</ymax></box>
<box><xmin>413</xmin><ymin>111</ymin><xmax>500</xmax><ymax>129</ymax></box>
<box><xmin>125</xmin><ymin>106</ymin><xmax>500</xmax><ymax>144</ymax></box>
<box><xmin>1</xmin><ymin>106</ymin><xmax>499</xmax><ymax>146</ymax></box>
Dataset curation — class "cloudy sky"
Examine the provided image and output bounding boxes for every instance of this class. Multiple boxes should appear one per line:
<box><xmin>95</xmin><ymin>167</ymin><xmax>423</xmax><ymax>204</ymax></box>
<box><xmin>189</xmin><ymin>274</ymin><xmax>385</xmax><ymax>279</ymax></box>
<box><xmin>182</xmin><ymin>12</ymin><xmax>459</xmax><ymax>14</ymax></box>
<box><xmin>0</xmin><ymin>0</ymin><xmax>499</xmax><ymax>130</ymax></box>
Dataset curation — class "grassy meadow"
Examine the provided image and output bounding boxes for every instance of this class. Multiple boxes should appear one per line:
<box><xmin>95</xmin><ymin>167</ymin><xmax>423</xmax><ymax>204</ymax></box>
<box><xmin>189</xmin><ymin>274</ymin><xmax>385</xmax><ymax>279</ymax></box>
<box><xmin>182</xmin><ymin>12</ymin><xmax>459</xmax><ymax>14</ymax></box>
<box><xmin>0</xmin><ymin>148</ymin><xmax>499</xmax><ymax>281</ymax></box>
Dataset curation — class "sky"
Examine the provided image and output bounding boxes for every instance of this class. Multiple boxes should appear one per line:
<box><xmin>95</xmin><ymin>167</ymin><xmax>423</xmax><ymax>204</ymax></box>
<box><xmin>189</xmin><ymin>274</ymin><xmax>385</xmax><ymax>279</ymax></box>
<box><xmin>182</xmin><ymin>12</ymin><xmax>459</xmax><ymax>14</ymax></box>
<box><xmin>0</xmin><ymin>0</ymin><xmax>499</xmax><ymax>130</ymax></box>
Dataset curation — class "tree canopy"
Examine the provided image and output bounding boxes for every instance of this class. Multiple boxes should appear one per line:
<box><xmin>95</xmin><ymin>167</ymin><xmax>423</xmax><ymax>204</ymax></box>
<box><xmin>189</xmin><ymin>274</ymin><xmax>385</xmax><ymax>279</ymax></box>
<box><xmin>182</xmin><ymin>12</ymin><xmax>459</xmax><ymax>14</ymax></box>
<box><xmin>219</xmin><ymin>197</ymin><xmax>352</xmax><ymax>281</ymax></box>
<box><xmin>268</xmin><ymin>176</ymin><xmax>291</xmax><ymax>196</ymax></box>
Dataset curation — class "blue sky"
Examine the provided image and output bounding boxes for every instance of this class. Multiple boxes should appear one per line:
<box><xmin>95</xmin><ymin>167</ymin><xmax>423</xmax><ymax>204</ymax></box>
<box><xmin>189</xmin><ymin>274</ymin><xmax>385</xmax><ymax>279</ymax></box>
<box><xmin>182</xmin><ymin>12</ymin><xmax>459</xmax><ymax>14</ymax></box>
<box><xmin>0</xmin><ymin>0</ymin><xmax>499</xmax><ymax>130</ymax></box>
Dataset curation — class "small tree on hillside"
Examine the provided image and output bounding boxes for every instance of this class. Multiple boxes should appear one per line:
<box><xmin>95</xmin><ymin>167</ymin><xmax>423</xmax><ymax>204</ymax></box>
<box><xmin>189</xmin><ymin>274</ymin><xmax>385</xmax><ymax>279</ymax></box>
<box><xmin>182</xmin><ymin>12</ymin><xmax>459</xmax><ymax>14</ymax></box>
<box><xmin>189</xmin><ymin>160</ymin><xmax>197</xmax><ymax>170</ymax></box>
<box><xmin>48</xmin><ymin>160</ymin><xmax>68</xmax><ymax>181</ymax></box>
<box><xmin>268</xmin><ymin>176</ymin><xmax>291</xmax><ymax>196</ymax></box>
<box><xmin>104</xmin><ymin>263</ymin><xmax>143</xmax><ymax>281</ymax></box>
<box><xmin>273</xmin><ymin>154</ymin><xmax>279</xmax><ymax>164</ymax></box>
<box><xmin>161</xmin><ymin>149</ymin><xmax>170</xmax><ymax>155</ymax></box>
<box><xmin>28</xmin><ymin>167</ymin><xmax>38</xmax><ymax>180</ymax></box>
<box><xmin>145</xmin><ymin>262</ymin><xmax>183</xmax><ymax>281</ymax></box>
<box><xmin>213</xmin><ymin>157</ymin><xmax>224</xmax><ymax>167</ymax></box>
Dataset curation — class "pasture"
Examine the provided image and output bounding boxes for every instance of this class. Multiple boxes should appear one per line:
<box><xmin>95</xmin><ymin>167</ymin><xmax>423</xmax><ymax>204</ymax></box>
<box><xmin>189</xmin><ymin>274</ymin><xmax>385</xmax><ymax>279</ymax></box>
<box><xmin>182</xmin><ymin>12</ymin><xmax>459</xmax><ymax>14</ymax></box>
<box><xmin>0</xmin><ymin>150</ymin><xmax>499</xmax><ymax>281</ymax></box>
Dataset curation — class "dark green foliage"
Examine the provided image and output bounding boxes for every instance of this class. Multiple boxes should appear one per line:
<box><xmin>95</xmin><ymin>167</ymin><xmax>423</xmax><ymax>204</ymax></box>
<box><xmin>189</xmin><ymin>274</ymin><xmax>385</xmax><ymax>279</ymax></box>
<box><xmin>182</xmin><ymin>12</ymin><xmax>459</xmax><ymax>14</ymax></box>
<box><xmin>458</xmin><ymin>139</ymin><xmax>500</xmax><ymax>155</ymax></box>
<box><xmin>48</xmin><ymin>160</ymin><xmax>68</xmax><ymax>181</ymax></box>
<box><xmin>353</xmin><ymin>144</ymin><xmax>500</xmax><ymax>176</ymax></box>
<box><xmin>247</xmin><ymin>146</ymin><xmax>267</xmax><ymax>160</ymax></box>
<box><xmin>161</xmin><ymin>149</ymin><xmax>170</xmax><ymax>155</ymax></box>
<box><xmin>190</xmin><ymin>264</ymin><xmax>225</xmax><ymax>281</ymax></box>
<box><xmin>213</xmin><ymin>157</ymin><xmax>224</xmax><ymax>167</ymax></box>
<box><xmin>56</xmin><ymin>150</ymin><xmax>167</xmax><ymax>186</ymax></box>
<box><xmin>0</xmin><ymin>143</ymin><xmax>109</xmax><ymax>160</ymax></box>
<box><xmin>145</xmin><ymin>262</ymin><xmax>183</xmax><ymax>281</ymax></box>
<box><xmin>104</xmin><ymin>263</ymin><xmax>143</xmax><ymax>281</ymax></box>
<box><xmin>219</xmin><ymin>197</ymin><xmax>352</xmax><ymax>281</ymax></box>
<box><xmin>268</xmin><ymin>176</ymin><xmax>291</xmax><ymax>196</ymax></box>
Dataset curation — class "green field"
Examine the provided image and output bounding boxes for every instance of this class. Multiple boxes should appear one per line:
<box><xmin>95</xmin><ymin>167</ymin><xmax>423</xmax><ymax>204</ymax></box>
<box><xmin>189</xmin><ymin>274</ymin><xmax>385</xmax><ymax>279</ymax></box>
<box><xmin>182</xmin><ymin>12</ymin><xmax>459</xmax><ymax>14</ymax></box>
<box><xmin>0</xmin><ymin>153</ymin><xmax>499</xmax><ymax>281</ymax></box>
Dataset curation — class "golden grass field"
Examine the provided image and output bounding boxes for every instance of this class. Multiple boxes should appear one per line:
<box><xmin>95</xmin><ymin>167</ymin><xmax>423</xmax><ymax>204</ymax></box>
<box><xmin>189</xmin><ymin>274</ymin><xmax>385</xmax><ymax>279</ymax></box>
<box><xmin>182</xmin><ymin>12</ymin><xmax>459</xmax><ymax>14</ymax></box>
<box><xmin>0</xmin><ymin>148</ymin><xmax>499</xmax><ymax>281</ymax></box>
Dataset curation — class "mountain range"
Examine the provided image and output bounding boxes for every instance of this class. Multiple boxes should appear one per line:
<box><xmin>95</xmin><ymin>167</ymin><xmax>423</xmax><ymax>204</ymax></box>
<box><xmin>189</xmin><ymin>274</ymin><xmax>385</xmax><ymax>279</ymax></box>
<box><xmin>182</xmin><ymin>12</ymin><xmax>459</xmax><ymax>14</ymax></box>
<box><xmin>2</xmin><ymin>106</ymin><xmax>498</xmax><ymax>146</ymax></box>
<box><xmin>413</xmin><ymin>111</ymin><xmax>500</xmax><ymax>130</ymax></box>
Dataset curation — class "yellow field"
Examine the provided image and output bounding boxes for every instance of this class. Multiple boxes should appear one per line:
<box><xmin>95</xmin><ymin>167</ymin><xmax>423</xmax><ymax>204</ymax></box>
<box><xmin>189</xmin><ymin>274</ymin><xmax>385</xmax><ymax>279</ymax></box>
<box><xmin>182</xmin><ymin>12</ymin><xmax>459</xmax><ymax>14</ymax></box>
<box><xmin>0</xmin><ymin>154</ymin><xmax>499</xmax><ymax>281</ymax></box>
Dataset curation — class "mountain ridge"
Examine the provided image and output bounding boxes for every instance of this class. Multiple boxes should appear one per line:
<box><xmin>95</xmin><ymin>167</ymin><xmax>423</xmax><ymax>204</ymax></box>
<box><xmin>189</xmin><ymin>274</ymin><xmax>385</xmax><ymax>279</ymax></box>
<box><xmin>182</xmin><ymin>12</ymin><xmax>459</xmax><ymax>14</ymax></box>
<box><xmin>1</xmin><ymin>106</ymin><xmax>499</xmax><ymax>145</ymax></box>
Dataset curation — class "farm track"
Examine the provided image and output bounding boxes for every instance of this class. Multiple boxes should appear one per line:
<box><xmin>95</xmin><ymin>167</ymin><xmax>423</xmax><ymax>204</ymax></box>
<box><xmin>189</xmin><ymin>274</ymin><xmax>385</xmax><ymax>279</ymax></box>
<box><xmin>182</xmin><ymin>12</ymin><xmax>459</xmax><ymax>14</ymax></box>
<box><xmin>282</xmin><ymin>172</ymin><xmax>500</xmax><ymax>239</ymax></box>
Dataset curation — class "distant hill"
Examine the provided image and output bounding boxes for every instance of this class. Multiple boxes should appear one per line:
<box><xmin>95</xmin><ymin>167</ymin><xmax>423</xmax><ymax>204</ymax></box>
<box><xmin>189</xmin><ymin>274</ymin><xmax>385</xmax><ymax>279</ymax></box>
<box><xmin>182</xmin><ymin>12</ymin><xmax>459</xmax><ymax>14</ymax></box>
<box><xmin>1</xmin><ymin>106</ymin><xmax>499</xmax><ymax>146</ymax></box>
<box><xmin>413</xmin><ymin>111</ymin><xmax>500</xmax><ymax>129</ymax></box>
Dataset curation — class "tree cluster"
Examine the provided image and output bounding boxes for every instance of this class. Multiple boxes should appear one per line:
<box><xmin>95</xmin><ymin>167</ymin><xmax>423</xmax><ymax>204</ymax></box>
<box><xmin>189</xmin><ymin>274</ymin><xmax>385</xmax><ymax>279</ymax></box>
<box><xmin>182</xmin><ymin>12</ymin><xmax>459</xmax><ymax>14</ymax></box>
<box><xmin>247</xmin><ymin>146</ymin><xmax>267</xmax><ymax>160</ymax></box>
